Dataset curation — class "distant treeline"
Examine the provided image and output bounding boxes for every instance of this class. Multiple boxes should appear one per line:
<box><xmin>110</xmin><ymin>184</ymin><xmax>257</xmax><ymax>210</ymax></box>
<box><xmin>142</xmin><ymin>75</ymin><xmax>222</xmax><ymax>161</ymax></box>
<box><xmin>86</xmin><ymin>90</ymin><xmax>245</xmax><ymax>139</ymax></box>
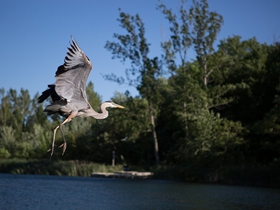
<box><xmin>0</xmin><ymin>0</ymin><xmax>279</xmax><ymax>185</ymax></box>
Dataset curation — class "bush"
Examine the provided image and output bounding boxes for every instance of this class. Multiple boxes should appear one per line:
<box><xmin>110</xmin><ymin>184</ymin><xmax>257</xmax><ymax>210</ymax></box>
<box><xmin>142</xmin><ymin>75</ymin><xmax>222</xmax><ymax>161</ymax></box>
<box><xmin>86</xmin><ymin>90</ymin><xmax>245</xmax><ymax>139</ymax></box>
<box><xmin>0</xmin><ymin>148</ymin><xmax>10</xmax><ymax>158</ymax></box>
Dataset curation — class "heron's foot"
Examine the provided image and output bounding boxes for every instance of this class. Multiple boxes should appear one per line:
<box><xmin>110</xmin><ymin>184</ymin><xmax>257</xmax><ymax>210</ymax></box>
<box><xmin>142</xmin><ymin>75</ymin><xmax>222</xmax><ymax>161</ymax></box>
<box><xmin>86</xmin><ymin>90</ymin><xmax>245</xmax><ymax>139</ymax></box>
<box><xmin>59</xmin><ymin>142</ymin><xmax>67</xmax><ymax>156</ymax></box>
<box><xmin>47</xmin><ymin>148</ymin><xmax>55</xmax><ymax>160</ymax></box>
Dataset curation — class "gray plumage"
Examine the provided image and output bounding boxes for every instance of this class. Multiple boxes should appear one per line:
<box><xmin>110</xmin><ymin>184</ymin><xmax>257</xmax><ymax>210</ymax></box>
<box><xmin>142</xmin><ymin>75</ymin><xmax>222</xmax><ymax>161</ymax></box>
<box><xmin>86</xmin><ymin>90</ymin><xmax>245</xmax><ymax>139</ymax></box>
<box><xmin>38</xmin><ymin>37</ymin><xmax>124</xmax><ymax>158</ymax></box>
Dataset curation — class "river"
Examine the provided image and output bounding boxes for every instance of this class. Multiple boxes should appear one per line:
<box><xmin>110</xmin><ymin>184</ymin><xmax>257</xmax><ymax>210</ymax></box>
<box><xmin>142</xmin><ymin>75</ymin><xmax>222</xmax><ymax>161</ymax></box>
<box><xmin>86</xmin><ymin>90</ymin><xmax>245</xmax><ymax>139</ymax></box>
<box><xmin>0</xmin><ymin>173</ymin><xmax>279</xmax><ymax>209</ymax></box>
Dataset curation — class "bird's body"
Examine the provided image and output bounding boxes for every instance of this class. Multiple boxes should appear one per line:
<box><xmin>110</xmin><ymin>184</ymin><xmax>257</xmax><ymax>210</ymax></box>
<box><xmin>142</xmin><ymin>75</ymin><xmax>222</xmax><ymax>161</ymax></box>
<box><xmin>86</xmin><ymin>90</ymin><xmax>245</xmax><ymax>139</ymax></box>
<box><xmin>38</xmin><ymin>37</ymin><xmax>124</xmax><ymax>158</ymax></box>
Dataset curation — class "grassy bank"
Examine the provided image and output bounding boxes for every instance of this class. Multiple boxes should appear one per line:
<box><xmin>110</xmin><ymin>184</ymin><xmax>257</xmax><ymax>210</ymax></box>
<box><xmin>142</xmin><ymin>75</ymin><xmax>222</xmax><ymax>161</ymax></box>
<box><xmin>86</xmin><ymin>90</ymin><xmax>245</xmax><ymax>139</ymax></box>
<box><xmin>0</xmin><ymin>159</ymin><xmax>123</xmax><ymax>177</ymax></box>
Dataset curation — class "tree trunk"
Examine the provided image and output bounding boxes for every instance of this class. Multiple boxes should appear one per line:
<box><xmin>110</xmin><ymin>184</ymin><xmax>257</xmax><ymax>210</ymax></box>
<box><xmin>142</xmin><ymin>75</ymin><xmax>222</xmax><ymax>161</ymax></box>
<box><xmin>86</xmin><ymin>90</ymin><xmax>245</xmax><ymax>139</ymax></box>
<box><xmin>203</xmin><ymin>57</ymin><xmax>208</xmax><ymax>87</ymax></box>
<box><xmin>148</xmin><ymin>102</ymin><xmax>160</xmax><ymax>165</ymax></box>
<box><xmin>183</xmin><ymin>100</ymin><xmax>189</xmax><ymax>141</ymax></box>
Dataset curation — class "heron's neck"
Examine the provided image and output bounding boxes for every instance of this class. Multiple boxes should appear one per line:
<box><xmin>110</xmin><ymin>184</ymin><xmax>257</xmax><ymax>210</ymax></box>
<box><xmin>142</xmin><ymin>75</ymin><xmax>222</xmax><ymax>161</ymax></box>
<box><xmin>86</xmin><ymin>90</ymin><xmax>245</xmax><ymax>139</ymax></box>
<box><xmin>89</xmin><ymin>103</ymin><xmax>109</xmax><ymax>119</ymax></box>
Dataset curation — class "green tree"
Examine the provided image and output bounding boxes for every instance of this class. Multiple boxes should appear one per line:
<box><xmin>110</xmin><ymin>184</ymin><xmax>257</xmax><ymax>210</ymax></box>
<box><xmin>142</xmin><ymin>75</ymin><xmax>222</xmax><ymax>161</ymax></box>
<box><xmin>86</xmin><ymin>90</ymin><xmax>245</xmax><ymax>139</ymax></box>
<box><xmin>108</xmin><ymin>92</ymin><xmax>152</xmax><ymax>165</ymax></box>
<box><xmin>0</xmin><ymin>126</ymin><xmax>16</xmax><ymax>157</ymax></box>
<box><xmin>105</xmin><ymin>10</ymin><xmax>164</xmax><ymax>165</ymax></box>
<box><xmin>25</xmin><ymin>93</ymin><xmax>49</xmax><ymax>132</ymax></box>
<box><xmin>86</xmin><ymin>81</ymin><xmax>102</xmax><ymax>111</ymax></box>
<box><xmin>158</xmin><ymin>0</ymin><xmax>245</xmax><ymax>166</ymax></box>
<box><xmin>15</xmin><ymin>124</ymin><xmax>52</xmax><ymax>159</ymax></box>
<box><xmin>200</xmin><ymin>36</ymin><xmax>280</xmax><ymax>164</ymax></box>
<box><xmin>189</xmin><ymin>0</ymin><xmax>223</xmax><ymax>87</ymax></box>
<box><xmin>0</xmin><ymin>88</ymin><xmax>12</xmax><ymax>127</ymax></box>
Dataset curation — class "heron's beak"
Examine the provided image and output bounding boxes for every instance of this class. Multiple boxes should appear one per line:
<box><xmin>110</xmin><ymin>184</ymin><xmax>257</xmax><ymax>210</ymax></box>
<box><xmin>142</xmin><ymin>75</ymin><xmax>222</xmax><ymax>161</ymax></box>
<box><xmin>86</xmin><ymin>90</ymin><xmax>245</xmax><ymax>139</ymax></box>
<box><xmin>111</xmin><ymin>101</ymin><xmax>124</xmax><ymax>109</ymax></box>
<box><xmin>116</xmin><ymin>104</ymin><xmax>124</xmax><ymax>109</ymax></box>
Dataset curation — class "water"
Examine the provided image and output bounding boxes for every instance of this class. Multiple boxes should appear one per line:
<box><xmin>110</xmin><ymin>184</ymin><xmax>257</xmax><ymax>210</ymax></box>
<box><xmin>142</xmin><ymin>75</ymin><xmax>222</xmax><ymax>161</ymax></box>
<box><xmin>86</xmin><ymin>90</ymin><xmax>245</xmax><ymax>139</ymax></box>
<box><xmin>0</xmin><ymin>174</ymin><xmax>279</xmax><ymax>210</ymax></box>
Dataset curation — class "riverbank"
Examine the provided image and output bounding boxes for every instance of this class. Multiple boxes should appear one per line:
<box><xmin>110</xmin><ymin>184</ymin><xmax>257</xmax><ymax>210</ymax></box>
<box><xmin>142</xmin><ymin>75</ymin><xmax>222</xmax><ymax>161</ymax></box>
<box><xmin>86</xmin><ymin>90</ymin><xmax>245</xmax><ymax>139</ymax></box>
<box><xmin>0</xmin><ymin>159</ymin><xmax>279</xmax><ymax>188</ymax></box>
<box><xmin>0</xmin><ymin>158</ymin><xmax>123</xmax><ymax>177</ymax></box>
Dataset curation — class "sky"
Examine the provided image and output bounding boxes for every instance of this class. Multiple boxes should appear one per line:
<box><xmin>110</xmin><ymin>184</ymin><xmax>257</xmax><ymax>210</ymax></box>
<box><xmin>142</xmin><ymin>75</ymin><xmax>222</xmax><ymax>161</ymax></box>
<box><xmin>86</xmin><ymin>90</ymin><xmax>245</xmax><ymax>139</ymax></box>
<box><xmin>0</xmin><ymin>0</ymin><xmax>279</xmax><ymax>102</ymax></box>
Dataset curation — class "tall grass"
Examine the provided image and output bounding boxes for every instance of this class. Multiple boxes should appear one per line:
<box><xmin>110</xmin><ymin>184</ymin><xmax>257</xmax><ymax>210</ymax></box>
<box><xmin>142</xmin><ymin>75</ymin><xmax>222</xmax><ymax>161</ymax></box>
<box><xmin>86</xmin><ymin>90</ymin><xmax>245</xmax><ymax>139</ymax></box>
<box><xmin>0</xmin><ymin>159</ymin><xmax>123</xmax><ymax>177</ymax></box>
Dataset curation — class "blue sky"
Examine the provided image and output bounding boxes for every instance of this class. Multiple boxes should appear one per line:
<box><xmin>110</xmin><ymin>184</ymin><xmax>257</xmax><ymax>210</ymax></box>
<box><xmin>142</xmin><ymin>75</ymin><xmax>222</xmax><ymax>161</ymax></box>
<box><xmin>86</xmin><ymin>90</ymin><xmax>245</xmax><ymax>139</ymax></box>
<box><xmin>0</xmin><ymin>0</ymin><xmax>279</xmax><ymax>102</ymax></box>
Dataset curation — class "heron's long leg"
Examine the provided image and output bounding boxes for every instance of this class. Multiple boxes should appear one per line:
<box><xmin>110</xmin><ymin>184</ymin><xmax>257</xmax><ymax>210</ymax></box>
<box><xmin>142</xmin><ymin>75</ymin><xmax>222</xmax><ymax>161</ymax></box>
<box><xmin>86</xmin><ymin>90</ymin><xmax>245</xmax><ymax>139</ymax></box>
<box><xmin>58</xmin><ymin>126</ymin><xmax>67</xmax><ymax>155</ymax></box>
<box><xmin>48</xmin><ymin>112</ymin><xmax>76</xmax><ymax>159</ymax></box>
<box><xmin>49</xmin><ymin>125</ymin><xmax>60</xmax><ymax>159</ymax></box>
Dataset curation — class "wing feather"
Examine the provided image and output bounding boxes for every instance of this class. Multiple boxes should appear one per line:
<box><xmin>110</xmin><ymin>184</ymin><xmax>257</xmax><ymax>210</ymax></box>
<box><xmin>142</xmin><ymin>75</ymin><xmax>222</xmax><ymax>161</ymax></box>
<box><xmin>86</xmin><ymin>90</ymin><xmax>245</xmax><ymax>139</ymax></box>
<box><xmin>55</xmin><ymin>37</ymin><xmax>92</xmax><ymax>103</ymax></box>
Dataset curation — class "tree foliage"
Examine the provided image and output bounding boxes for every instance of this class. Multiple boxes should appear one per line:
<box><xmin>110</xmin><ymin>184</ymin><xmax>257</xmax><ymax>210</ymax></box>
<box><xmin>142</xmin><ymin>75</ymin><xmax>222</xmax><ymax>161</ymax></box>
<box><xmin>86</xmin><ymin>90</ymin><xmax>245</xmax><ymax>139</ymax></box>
<box><xmin>104</xmin><ymin>9</ymin><xmax>164</xmax><ymax>165</ymax></box>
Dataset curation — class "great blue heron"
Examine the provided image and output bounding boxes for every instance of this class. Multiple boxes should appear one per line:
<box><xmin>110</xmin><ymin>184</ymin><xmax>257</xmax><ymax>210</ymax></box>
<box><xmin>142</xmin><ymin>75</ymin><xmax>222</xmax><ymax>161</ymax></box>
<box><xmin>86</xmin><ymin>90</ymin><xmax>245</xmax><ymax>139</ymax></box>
<box><xmin>38</xmin><ymin>37</ymin><xmax>124</xmax><ymax>157</ymax></box>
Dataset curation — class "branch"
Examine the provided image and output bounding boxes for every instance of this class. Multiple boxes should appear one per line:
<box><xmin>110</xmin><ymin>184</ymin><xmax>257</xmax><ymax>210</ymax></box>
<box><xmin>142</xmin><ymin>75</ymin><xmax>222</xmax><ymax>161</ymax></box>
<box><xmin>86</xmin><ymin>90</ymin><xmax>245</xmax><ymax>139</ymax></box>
<box><xmin>207</xmin><ymin>99</ymin><xmax>232</xmax><ymax>109</ymax></box>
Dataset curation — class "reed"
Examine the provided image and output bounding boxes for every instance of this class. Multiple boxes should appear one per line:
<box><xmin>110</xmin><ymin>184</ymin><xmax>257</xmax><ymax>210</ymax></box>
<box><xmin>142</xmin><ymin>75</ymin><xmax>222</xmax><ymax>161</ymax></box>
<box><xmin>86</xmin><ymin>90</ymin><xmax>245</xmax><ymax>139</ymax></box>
<box><xmin>0</xmin><ymin>159</ymin><xmax>123</xmax><ymax>177</ymax></box>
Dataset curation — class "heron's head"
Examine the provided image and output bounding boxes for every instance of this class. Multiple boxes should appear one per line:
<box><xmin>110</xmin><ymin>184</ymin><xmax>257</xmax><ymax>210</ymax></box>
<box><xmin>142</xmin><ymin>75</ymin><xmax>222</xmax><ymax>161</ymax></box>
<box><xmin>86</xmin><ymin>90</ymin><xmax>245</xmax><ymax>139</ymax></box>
<box><xmin>104</xmin><ymin>101</ymin><xmax>124</xmax><ymax>109</ymax></box>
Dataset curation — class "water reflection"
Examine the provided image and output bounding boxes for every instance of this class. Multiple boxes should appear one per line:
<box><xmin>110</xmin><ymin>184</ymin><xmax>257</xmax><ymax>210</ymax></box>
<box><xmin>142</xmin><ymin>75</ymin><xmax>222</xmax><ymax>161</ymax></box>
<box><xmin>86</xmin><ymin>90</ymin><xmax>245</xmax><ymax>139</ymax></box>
<box><xmin>0</xmin><ymin>174</ymin><xmax>279</xmax><ymax>209</ymax></box>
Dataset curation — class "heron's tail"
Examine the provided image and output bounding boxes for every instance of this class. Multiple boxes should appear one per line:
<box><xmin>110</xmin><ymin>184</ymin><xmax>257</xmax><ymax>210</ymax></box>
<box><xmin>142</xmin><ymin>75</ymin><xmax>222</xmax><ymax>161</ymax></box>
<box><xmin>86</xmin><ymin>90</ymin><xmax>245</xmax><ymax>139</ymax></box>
<box><xmin>38</xmin><ymin>84</ymin><xmax>59</xmax><ymax>103</ymax></box>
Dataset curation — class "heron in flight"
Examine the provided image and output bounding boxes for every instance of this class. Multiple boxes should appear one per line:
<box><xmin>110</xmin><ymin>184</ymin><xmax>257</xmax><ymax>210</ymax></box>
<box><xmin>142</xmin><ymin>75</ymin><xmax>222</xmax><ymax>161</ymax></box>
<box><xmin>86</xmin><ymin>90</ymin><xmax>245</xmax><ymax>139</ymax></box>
<box><xmin>38</xmin><ymin>37</ymin><xmax>124</xmax><ymax>157</ymax></box>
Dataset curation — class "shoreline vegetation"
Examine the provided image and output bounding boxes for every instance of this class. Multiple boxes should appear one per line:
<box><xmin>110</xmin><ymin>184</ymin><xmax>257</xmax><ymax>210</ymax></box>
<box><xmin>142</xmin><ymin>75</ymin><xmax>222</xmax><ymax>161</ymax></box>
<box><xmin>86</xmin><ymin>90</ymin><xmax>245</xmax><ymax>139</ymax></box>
<box><xmin>0</xmin><ymin>159</ymin><xmax>279</xmax><ymax>188</ymax></box>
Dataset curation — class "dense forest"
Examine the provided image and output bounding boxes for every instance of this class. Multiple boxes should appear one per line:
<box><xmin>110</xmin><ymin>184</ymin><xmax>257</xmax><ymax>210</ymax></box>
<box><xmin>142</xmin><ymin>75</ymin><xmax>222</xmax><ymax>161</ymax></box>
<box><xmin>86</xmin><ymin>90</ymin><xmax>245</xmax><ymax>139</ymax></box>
<box><xmin>0</xmin><ymin>0</ymin><xmax>279</xmax><ymax>183</ymax></box>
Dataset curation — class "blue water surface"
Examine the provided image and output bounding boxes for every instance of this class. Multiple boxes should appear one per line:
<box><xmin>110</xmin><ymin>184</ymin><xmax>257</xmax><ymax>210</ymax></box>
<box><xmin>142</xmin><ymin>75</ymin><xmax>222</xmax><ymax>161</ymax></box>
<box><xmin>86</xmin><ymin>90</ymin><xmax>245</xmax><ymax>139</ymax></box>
<box><xmin>0</xmin><ymin>173</ymin><xmax>279</xmax><ymax>210</ymax></box>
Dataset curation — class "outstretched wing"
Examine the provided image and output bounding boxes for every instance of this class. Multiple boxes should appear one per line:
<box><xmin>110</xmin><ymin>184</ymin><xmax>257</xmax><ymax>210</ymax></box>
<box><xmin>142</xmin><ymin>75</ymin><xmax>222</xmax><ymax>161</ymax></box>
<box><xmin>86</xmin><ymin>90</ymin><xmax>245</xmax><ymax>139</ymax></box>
<box><xmin>55</xmin><ymin>37</ymin><xmax>92</xmax><ymax>103</ymax></box>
